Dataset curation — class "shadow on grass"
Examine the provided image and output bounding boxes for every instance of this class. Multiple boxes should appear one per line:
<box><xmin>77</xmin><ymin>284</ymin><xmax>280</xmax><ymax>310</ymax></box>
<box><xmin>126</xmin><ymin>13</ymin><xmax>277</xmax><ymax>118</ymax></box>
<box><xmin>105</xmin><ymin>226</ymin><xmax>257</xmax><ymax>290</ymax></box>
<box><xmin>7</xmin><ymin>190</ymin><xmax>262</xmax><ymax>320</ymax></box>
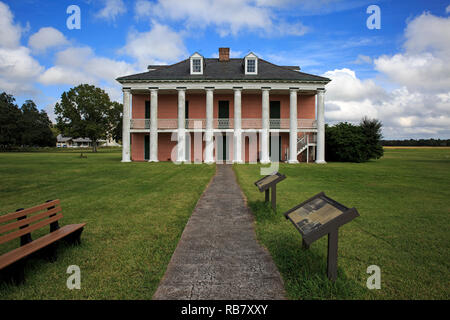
<box><xmin>248</xmin><ymin>200</ymin><xmax>279</xmax><ymax>222</ymax></box>
<box><xmin>272</xmin><ymin>233</ymin><xmax>367</xmax><ymax>299</ymax></box>
<box><xmin>248</xmin><ymin>200</ymin><xmax>368</xmax><ymax>300</ymax></box>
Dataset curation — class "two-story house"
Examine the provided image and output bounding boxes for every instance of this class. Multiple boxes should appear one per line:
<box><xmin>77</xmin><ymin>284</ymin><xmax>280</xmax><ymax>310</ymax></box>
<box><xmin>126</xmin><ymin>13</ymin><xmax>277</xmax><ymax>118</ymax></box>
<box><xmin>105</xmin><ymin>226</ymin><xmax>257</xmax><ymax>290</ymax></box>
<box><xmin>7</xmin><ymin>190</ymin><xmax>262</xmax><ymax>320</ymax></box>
<box><xmin>116</xmin><ymin>48</ymin><xmax>330</xmax><ymax>164</ymax></box>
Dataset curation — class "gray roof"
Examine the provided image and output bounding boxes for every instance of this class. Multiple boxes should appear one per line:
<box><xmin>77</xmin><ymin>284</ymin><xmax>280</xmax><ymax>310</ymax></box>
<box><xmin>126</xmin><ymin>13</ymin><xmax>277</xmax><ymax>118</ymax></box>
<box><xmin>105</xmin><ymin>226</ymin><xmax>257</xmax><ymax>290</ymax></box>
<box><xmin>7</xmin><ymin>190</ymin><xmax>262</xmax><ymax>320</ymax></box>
<box><xmin>57</xmin><ymin>134</ymin><xmax>92</xmax><ymax>143</ymax></box>
<box><xmin>72</xmin><ymin>138</ymin><xmax>92</xmax><ymax>143</ymax></box>
<box><xmin>117</xmin><ymin>58</ymin><xmax>330</xmax><ymax>83</ymax></box>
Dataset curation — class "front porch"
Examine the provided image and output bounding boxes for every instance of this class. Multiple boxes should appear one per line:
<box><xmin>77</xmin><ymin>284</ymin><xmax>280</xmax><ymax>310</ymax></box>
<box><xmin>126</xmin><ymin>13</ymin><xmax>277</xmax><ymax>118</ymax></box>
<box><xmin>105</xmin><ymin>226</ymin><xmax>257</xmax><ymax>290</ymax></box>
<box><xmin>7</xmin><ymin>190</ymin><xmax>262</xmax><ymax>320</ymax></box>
<box><xmin>121</xmin><ymin>85</ymin><xmax>326</xmax><ymax>164</ymax></box>
<box><xmin>130</xmin><ymin>131</ymin><xmax>317</xmax><ymax>163</ymax></box>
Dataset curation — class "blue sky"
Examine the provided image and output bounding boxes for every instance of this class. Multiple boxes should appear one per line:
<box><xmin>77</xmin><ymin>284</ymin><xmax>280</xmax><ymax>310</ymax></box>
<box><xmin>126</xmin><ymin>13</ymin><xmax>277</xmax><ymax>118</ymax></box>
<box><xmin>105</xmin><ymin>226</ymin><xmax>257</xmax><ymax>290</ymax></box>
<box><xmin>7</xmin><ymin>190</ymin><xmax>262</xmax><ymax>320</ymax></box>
<box><xmin>1</xmin><ymin>0</ymin><xmax>449</xmax><ymax>139</ymax></box>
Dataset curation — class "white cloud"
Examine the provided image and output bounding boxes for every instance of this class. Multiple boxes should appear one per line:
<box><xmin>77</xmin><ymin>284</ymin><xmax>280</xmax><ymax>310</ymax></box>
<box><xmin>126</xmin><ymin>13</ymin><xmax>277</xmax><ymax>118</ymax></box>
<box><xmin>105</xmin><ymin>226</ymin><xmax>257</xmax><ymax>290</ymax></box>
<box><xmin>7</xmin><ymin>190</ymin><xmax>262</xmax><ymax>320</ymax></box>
<box><xmin>134</xmin><ymin>0</ymin><xmax>152</xmax><ymax>20</ymax></box>
<box><xmin>404</xmin><ymin>12</ymin><xmax>450</xmax><ymax>56</ymax></box>
<box><xmin>28</xmin><ymin>27</ymin><xmax>69</xmax><ymax>53</ymax></box>
<box><xmin>323</xmin><ymin>12</ymin><xmax>450</xmax><ymax>139</ymax></box>
<box><xmin>374</xmin><ymin>53</ymin><xmax>450</xmax><ymax>93</ymax></box>
<box><xmin>39</xmin><ymin>46</ymin><xmax>137</xmax><ymax>88</ymax></box>
<box><xmin>353</xmin><ymin>54</ymin><xmax>372</xmax><ymax>64</ymax></box>
<box><xmin>0</xmin><ymin>2</ymin><xmax>44</xmax><ymax>96</ymax></box>
<box><xmin>0</xmin><ymin>2</ymin><xmax>22</xmax><ymax>48</ymax></box>
<box><xmin>0</xmin><ymin>1</ymin><xmax>132</xmax><ymax>106</ymax></box>
<box><xmin>446</xmin><ymin>5</ymin><xmax>450</xmax><ymax>14</ymax></box>
<box><xmin>0</xmin><ymin>46</ymin><xmax>44</xmax><ymax>95</ymax></box>
<box><xmin>323</xmin><ymin>68</ymin><xmax>386</xmax><ymax>102</ymax></box>
<box><xmin>373</xmin><ymin>13</ymin><xmax>450</xmax><ymax>93</ymax></box>
<box><xmin>323</xmin><ymin>71</ymin><xmax>450</xmax><ymax>139</ymax></box>
<box><xmin>134</xmin><ymin>0</ymin><xmax>309</xmax><ymax>37</ymax></box>
<box><xmin>121</xmin><ymin>22</ymin><xmax>188</xmax><ymax>69</ymax></box>
<box><xmin>96</xmin><ymin>0</ymin><xmax>127</xmax><ymax>21</ymax></box>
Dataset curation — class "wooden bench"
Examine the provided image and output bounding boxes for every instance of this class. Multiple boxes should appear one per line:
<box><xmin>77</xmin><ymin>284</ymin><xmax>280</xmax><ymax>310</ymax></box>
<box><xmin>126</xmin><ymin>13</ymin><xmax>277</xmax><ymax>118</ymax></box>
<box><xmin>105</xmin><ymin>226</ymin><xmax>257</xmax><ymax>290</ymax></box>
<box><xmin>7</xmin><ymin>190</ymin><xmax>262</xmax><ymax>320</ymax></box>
<box><xmin>0</xmin><ymin>199</ymin><xmax>86</xmax><ymax>284</ymax></box>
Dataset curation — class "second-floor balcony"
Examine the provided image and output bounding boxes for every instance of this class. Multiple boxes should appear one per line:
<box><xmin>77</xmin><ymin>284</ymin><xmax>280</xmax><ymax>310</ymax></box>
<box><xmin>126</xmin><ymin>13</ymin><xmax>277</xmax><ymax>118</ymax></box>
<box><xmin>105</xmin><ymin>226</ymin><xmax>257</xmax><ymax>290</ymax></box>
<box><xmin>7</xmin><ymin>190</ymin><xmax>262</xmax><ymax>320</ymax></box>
<box><xmin>130</xmin><ymin>118</ymin><xmax>317</xmax><ymax>130</ymax></box>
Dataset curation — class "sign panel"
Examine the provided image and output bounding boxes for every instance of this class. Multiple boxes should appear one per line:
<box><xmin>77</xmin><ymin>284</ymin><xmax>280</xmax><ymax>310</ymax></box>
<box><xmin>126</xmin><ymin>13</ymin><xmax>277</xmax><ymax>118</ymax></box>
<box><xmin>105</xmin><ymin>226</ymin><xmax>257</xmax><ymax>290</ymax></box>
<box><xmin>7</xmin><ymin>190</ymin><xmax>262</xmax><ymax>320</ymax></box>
<box><xmin>254</xmin><ymin>172</ymin><xmax>286</xmax><ymax>192</ymax></box>
<box><xmin>283</xmin><ymin>191</ymin><xmax>360</xmax><ymax>281</ymax></box>
<box><xmin>286</xmin><ymin>196</ymin><xmax>346</xmax><ymax>237</ymax></box>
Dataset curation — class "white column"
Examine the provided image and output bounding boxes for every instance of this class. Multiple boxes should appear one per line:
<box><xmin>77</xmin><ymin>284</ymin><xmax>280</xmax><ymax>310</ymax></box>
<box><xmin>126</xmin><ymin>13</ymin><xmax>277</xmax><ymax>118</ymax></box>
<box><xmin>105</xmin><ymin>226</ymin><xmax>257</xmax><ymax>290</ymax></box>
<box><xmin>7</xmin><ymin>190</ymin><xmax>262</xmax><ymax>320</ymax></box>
<box><xmin>288</xmin><ymin>88</ymin><xmax>299</xmax><ymax>163</ymax></box>
<box><xmin>260</xmin><ymin>87</ymin><xmax>270</xmax><ymax>164</ymax></box>
<box><xmin>177</xmin><ymin>87</ymin><xmax>186</xmax><ymax>162</ymax></box>
<box><xmin>204</xmin><ymin>87</ymin><xmax>214</xmax><ymax>164</ymax></box>
<box><xmin>121</xmin><ymin>88</ymin><xmax>131</xmax><ymax>162</ymax></box>
<box><xmin>149</xmin><ymin>88</ymin><xmax>158</xmax><ymax>162</ymax></box>
<box><xmin>316</xmin><ymin>89</ymin><xmax>326</xmax><ymax>164</ymax></box>
<box><xmin>233</xmin><ymin>87</ymin><xmax>243</xmax><ymax>163</ymax></box>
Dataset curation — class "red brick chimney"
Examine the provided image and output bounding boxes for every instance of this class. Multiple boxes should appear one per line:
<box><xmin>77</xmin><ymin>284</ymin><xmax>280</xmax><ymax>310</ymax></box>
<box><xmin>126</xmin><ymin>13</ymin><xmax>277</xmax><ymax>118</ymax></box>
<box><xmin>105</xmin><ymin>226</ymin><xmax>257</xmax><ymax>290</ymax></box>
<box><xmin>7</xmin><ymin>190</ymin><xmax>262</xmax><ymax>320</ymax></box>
<box><xmin>219</xmin><ymin>47</ymin><xmax>230</xmax><ymax>62</ymax></box>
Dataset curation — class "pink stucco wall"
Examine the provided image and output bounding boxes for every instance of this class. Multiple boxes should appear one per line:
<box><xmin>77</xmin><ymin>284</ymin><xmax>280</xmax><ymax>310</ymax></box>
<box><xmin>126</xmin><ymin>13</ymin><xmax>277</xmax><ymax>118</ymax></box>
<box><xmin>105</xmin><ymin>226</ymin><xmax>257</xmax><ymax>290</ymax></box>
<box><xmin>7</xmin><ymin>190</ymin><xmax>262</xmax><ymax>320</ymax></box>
<box><xmin>130</xmin><ymin>91</ymin><xmax>317</xmax><ymax>162</ymax></box>
<box><xmin>299</xmin><ymin>94</ymin><xmax>316</xmax><ymax>119</ymax></box>
<box><xmin>131</xmin><ymin>92</ymin><xmax>316</xmax><ymax>120</ymax></box>
<box><xmin>132</xmin><ymin>131</ymin><xmax>300</xmax><ymax>162</ymax></box>
<box><xmin>131</xmin><ymin>133</ymin><xmax>145</xmax><ymax>161</ymax></box>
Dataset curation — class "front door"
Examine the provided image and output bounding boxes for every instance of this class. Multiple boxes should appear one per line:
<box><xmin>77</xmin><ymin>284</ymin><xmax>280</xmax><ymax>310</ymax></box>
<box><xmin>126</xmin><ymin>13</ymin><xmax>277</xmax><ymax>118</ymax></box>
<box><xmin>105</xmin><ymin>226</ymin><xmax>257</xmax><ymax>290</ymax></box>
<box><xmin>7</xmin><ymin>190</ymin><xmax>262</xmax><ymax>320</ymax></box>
<box><xmin>144</xmin><ymin>135</ymin><xmax>149</xmax><ymax>160</ymax></box>
<box><xmin>270</xmin><ymin>101</ymin><xmax>280</xmax><ymax>129</ymax></box>
<box><xmin>218</xmin><ymin>101</ymin><xmax>229</xmax><ymax>129</ymax></box>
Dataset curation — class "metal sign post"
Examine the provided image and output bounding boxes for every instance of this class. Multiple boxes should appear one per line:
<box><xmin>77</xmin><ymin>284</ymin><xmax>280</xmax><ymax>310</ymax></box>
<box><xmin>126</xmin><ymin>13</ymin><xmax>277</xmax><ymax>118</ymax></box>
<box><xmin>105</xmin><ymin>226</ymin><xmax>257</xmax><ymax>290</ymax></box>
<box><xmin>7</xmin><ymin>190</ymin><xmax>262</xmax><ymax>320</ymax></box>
<box><xmin>254</xmin><ymin>172</ymin><xmax>286</xmax><ymax>211</ymax></box>
<box><xmin>284</xmin><ymin>192</ymin><xmax>359</xmax><ymax>281</ymax></box>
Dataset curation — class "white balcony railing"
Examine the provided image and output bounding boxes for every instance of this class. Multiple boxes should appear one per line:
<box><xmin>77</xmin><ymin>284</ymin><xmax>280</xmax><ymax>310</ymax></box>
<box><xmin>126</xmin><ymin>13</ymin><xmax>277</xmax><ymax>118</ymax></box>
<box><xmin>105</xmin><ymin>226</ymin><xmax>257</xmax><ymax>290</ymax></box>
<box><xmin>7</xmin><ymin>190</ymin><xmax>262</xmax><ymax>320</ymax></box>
<box><xmin>130</xmin><ymin>119</ymin><xmax>150</xmax><ymax>130</ymax></box>
<box><xmin>298</xmin><ymin>119</ymin><xmax>317</xmax><ymax>129</ymax></box>
<box><xmin>130</xmin><ymin>118</ymin><xmax>317</xmax><ymax>130</ymax></box>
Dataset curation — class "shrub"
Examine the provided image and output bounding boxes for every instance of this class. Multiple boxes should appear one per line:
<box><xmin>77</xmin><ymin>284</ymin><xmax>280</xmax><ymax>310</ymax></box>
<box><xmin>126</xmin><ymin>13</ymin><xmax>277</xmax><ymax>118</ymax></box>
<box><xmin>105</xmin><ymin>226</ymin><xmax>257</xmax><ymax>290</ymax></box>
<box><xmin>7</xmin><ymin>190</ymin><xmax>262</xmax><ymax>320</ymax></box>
<box><xmin>325</xmin><ymin>118</ymin><xmax>384</xmax><ymax>162</ymax></box>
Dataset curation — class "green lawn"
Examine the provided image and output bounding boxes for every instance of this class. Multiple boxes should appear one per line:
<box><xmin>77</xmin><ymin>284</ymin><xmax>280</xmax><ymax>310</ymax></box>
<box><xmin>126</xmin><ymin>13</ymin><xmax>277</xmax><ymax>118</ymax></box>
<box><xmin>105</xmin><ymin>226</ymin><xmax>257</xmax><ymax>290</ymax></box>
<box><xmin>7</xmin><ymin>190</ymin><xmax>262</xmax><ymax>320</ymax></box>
<box><xmin>234</xmin><ymin>148</ymin><xmax>450</xmax><ymax>299</ymax></box>
<box><xmin>0</xmin><ymin>149</ymin><xmax>215</xmax><ymax>299</ymax></box>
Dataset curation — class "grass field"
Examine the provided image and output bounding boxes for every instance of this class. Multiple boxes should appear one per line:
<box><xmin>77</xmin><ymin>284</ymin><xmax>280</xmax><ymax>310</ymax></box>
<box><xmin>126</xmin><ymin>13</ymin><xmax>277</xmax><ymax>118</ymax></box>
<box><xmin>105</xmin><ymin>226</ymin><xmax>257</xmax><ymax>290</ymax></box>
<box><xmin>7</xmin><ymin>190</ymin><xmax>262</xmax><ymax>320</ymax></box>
<box><xmin>0</xmin><ymin>149</ymin><xmax>215</xmax><ymax>299</ymax></box>
<box><xmin>0</xmin><ymin>148</ymin><xmax>448</xmax><ymax>299</ymax></box>
<box><xmin>234</xmin><ymin>148</ymin><xmax>450</xmax><ymax>299</ymax></box>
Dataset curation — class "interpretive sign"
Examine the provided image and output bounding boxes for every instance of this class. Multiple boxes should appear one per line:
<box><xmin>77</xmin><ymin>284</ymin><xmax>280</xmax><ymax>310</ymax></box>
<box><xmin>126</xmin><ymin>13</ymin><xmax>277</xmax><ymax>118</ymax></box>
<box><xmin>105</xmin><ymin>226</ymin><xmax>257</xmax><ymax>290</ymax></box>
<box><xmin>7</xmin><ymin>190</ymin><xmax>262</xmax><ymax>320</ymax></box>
<box><xmin>254</xmin><ymin>172</ymin><xmax>286</xmax><ymax>211</ymax></box>
<box><xmin>284</xmin><ymin>192</ymin><xmax>359</xmax><ymax>281</ymax></box>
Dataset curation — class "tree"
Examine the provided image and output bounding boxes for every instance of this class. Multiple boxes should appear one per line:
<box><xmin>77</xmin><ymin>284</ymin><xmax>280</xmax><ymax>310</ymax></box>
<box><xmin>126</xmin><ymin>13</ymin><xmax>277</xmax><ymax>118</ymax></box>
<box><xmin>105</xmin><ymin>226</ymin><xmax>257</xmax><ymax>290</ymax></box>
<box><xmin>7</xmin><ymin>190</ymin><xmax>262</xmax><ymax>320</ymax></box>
<box><xmin>55</xmin><ymin>84</ymin><xmax>120</xmax><ymax>152</ymax></box>
<box><xmin>325</xmin><ymin>118</ymin><xmax>384</xmax><ymax>162</ymax></box>
<box><xmin>0</xmin><ymin>92</ymin><xmax>22</xmax><ymax>149</ymax></box>
<box><xmin>20</xmin><ymin>100</ymin><xmax>55</xmax><ymax>147</ymax></box>
<box><xmin>108</xmin><ymin>101</ymin><xmax>123</xmax><ymax>143</ymax></box>
<box><xmin>360</xmin><ymin>117</ymin><xmax>384</xmax><ymax>160</ymax></box>
<box><xmin>325</xmin><ymin>123</ymin><xmax>367</xmax><ymax>162</ymax></box>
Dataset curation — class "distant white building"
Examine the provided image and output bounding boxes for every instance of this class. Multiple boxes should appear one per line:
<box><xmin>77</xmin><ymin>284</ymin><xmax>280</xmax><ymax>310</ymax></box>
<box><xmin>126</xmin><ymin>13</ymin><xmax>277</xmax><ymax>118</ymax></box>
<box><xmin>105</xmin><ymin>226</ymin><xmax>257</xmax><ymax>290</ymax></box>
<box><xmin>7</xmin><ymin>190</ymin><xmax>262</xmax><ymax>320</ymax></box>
<box><xmin>56</xmin><ymin>134</ymin><xmax>120</xmax><ymax>148</ymax></box>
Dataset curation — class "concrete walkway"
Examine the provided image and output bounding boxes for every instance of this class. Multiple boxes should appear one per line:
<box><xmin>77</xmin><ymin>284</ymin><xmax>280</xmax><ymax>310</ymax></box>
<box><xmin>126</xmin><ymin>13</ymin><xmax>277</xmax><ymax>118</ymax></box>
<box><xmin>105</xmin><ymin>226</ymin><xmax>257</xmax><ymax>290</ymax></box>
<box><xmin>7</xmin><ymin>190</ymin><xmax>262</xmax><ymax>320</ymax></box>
<box><xmin>153</xmin><ymin>165</ymin><xmax>286</xmax><ymax>300</ymax></box>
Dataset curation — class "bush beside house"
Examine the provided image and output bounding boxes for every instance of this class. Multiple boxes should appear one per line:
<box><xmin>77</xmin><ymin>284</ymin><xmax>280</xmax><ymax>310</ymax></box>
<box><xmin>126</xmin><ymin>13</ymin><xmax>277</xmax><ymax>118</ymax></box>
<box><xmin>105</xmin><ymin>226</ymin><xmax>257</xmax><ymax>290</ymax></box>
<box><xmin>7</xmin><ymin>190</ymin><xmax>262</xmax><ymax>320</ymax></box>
<box><xmin>325</xmin><ymin>117</ymin><xmax>384</xmax><ymax>162</ymax></box>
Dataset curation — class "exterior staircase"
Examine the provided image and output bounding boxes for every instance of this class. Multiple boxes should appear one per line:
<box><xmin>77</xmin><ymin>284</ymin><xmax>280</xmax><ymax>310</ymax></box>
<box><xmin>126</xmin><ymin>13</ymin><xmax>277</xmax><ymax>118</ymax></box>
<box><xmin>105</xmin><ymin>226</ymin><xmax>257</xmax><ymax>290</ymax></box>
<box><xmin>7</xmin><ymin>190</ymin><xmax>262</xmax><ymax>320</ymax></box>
<box><xmin>297</xmin><ymin>133</ymin><xmax>317</xmax><ymax>162</ymax></box>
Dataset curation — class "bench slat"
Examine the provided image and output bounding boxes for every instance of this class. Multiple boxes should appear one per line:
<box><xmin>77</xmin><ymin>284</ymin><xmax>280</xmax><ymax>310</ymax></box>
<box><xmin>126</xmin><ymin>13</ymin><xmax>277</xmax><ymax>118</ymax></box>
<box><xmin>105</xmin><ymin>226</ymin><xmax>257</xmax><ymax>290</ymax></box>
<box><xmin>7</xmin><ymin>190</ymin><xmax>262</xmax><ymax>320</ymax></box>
<box><xmin>0</xmin><ymin>207</ymin><xmax>62</xmax><ymax>234</ymax></box>
<box><xmin>0</xmin><ymin>223</ymin><xmax>86</xmax><ymax>270</ymax></box>
<box><xmin>0</xmin><ymin>213</ymin><xmax>63</xmax><ymax>245</ymax></box>
<box><xmin>0</xmin><ymin>200</ymin><xmax>60</xmax><ymax>224</ymax></box>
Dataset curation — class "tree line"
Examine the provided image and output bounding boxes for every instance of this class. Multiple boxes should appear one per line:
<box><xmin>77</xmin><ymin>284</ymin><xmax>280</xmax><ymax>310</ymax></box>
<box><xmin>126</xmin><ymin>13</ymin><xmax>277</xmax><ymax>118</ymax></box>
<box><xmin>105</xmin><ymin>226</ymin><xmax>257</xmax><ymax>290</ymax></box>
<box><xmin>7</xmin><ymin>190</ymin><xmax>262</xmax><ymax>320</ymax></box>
<box><xmin>0</xmin><ymin>84</ymin><xmax>123</xmax><ymax>152</ymax></box>
<box><xmin>382</xmin><ymin>139</ymin><xmax>450</xmax><ymax>146</ymax></box>
<box><xmin>0</xmin><ymin>92</ymin><xmax>55</xmax><ymax>149</ymax></box>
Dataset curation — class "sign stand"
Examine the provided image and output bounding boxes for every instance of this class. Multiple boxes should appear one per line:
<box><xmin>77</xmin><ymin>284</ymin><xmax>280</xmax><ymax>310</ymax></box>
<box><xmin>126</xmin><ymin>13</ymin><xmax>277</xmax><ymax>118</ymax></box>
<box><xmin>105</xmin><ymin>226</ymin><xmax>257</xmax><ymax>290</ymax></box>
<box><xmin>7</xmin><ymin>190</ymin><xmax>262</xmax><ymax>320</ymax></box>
<box><xmin>284</xmin><ymin>192</ymin><xmax>359</xmax><ymax>281</ymax></box>
<box><xmin>254</xmin><ymin>172</ymin><xmax>286</xmax><ymax>211</ymax></box>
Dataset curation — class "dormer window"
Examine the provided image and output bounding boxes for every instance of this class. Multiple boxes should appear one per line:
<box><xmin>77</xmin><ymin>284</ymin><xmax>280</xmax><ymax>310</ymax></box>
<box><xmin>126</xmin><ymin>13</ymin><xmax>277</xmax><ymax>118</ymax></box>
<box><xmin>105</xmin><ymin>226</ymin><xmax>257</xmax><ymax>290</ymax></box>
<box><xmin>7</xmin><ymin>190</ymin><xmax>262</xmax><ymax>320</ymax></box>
<box><xmin>190</xmin><ymin>52</ymin><xmax>203</xmax><ymax>75</ymax></box>
<box><xmin>247</xmin><ymin>59</ymin><xmax>256</xmax><ymax>73</ymax></box>
<box><xmin>244</xmin><ymin>52</ymin><xmax>258</xmax><ymax>75</ymax></box>
<box><xmin>192</xmin><ymin>59</ymin><xmax>201</xmax><ymax>72</ymax></box>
